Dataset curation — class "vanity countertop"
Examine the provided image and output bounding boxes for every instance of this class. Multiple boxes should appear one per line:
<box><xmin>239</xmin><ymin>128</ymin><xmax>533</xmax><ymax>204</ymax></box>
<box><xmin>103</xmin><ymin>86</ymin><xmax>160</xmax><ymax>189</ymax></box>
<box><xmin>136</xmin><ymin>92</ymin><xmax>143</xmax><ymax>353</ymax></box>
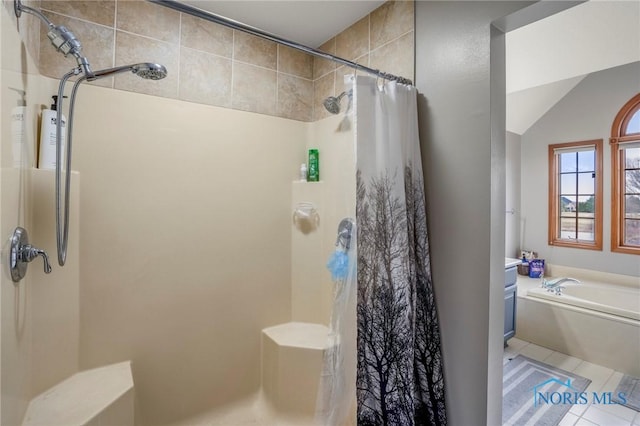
<box><xmin>505</xmin><ymin>257</ymin><xmax>522</xmax><ymax>269</ymax></box>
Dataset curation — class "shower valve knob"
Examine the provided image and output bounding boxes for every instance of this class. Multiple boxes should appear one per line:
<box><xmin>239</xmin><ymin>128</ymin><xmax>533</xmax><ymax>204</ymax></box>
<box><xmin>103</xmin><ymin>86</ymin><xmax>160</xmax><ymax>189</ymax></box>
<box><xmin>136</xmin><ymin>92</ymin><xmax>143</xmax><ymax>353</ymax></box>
<box><xmin>9</xmin><ymin>227</ymin><xmax>52</xmax><ymax>283</ymax></box>
<box><xmin>22</xmin><ymin>245</ymin><xmax>53</xmax><ymax>274</ymax></box>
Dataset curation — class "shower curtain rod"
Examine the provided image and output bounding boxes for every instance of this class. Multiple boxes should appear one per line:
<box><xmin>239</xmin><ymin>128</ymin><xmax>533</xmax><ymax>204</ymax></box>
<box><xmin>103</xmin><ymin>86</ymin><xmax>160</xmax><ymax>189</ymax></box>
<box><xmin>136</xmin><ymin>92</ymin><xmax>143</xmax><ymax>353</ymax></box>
<box><xmin>148</xmin><ymin>0</ymin><xmax>413</xmax><ymax>85</ymax></box>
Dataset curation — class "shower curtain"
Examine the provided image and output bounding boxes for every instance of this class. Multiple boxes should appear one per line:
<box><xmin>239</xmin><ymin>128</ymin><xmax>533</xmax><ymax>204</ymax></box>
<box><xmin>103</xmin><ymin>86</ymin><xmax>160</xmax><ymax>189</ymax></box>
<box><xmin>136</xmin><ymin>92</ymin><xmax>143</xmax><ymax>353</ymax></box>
<box><xmin>355</xmin><ymin>76</ymin><xmax>447</xmax><ymax>425</ymax></box>
<box><xmin>316</xmin><ymin>228</ymin><xmax>358</xmax><ymax>426</ymax></box>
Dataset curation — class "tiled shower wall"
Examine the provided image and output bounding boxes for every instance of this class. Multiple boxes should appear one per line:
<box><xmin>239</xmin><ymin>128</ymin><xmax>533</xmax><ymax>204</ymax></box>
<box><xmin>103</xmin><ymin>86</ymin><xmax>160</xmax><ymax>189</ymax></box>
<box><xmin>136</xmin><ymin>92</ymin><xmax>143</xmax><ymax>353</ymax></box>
<box><xmin>27</xmin><ymin>0</ymin><xmax>414</xmax><ymax>122</ymax></box>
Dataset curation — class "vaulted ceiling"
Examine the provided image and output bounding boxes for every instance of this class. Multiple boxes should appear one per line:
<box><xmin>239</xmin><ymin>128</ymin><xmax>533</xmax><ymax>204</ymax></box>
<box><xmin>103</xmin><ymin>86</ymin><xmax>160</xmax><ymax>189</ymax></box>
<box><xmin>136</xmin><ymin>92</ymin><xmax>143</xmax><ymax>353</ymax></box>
<box><xmin>506</xmin><ymin>0</ymin><xmax>639</xmax><ymax>135</ymax></box>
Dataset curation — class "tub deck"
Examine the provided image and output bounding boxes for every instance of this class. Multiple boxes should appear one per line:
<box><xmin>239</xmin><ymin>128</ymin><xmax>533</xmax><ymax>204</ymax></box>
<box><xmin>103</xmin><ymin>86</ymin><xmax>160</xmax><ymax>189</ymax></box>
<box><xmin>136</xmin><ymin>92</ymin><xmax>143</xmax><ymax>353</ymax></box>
<box><xmin>527</xmin><ymin>282</ymin><xmax>640</xmax><ymax>321</ymax></box>
<box><xmin>515</xmin><ymin>266</ymin><xmax>639</xmax><ymax>377</ymax></box>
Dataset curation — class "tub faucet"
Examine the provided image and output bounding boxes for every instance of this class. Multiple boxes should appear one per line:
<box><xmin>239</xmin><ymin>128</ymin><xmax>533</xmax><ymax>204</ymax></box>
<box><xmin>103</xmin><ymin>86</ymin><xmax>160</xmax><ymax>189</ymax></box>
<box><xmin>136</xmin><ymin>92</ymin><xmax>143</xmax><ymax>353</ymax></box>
<box><xmin>541</xmin><ymin>277</ymin><xmax>580</xmax><ymax>295</ymax></box>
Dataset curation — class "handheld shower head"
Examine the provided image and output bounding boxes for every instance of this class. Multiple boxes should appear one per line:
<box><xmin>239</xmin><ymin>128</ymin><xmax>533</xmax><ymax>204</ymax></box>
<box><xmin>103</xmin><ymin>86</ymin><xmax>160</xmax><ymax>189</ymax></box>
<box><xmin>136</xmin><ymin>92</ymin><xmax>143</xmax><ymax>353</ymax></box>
<box><xmin>90</xmin><ymin>63</ymin><xmax>168</xmax><ymax>81</ymax></box>
<box><xmin>133</xmin><ymin>63</ymin><xmax>168</xmax><ymax>80</ymax></box>
<box><xmin>52</xmin><ymin>61</ymin><xmax>167</xmax><ymax>266</ymax></box>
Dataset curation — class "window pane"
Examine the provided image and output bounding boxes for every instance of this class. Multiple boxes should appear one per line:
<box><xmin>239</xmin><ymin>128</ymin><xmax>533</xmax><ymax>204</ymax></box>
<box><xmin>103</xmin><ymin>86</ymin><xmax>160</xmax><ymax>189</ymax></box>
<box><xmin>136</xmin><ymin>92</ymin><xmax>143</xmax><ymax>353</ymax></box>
<box><xmin>560</xmin><ymin>174</ymin><xmax>576</xmax><ymax>194</ymax></box>
<box><xmin>626</xmin><ymin>170</ymin><xmax>640</xmax><ymax>194</ymax></box>
<box><xmin>578</xmin><ymin>172</ymin><xmax>595</xmax><ymax>194</ymax></box>
<box><xmin>626</xmin><ymin>147</ymin><xmax>640</xmax><ymax>169</ymax></box>
<box><xmin>625</xmin><ymin>195</ymin><xmax>640</xmax><ymax>216</ymax></box>
<box><xmin>560</xmin><ymin>217</ymin><xmax>576</xmax><ymax>239</ymax></box>
<box><xmin>577</xmin><ymin>218</ymin><xmax>595</xmax><ymax>241</ymax></box>
<box><xmin>560</xmin><ymin>196</ymin><xmax>577</xmax><ymax>213</ymax></box>
<box><xmin>577</xmin><ymin>150</ymin><xmax>595</xmax><ymax>172</ymax></box>
<box><xmin>624</xmin><ymin>219</ymin><xmax>640</xmax><ymax>246</ymax></box>
<box><xmin>561</xmin><ymin>214</ymin><xmax>577</xmax><ymax>222</ymax></box>
<box><xmin>560</xmin><ymin>152</ymin><xmax>576</xmax><ymax>172</ymax></box>
<box><xmin>577</xmin><ymin>195</ymin><xmax>595</xmax><ymax>214</ymax></box>
<box><xmin>625</xmin><ymin>110</ymin><xmax>640</xmax><ymax>135</ymax></box>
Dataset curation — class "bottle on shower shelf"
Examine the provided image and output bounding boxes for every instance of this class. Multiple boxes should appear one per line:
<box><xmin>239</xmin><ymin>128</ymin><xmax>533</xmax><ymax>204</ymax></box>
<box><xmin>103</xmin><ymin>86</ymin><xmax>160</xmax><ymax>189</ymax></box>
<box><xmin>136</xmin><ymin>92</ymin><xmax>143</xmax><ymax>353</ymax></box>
<box><xmin>38</xmin><ymin>95</ymin><xmax>66</xmax><ymax>170</ymax></box>
<box><xmin>299</xmin><ymin>163</ymin><xmax>307</xmax><ymax>181</ymax></box>
<box><xmin>308</xmin><ymin>149</ymin><xmax>319</xmax><ymax>182</ymax></box>
<box><xmin>10</xmin><ymin>90</ymin><xmax>26</xmax><ymax>168</ymax></box>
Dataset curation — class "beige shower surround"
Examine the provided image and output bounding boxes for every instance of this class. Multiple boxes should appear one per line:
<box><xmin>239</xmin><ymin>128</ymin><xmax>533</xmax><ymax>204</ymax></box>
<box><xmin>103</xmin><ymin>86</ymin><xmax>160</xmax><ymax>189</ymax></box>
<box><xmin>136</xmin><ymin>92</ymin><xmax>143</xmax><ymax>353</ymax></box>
<box><xmin>29</xmin><ymin>0</ymin><xmax>414</xmax><ymax>122</ymax></box>
<box><xmin>1</xmin><ymin>1</ymin><xmax>414</xmax><ymax>424</ymax></box>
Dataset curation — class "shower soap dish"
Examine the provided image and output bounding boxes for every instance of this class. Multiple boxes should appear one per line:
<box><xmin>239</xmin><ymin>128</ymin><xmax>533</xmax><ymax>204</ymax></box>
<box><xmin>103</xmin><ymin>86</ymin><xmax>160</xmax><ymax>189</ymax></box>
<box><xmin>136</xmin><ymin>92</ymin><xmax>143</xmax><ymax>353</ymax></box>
<box><xmin>293</xmin><ymin>202</ymin><xmax>319</xmax><ymax>234</ymax></box>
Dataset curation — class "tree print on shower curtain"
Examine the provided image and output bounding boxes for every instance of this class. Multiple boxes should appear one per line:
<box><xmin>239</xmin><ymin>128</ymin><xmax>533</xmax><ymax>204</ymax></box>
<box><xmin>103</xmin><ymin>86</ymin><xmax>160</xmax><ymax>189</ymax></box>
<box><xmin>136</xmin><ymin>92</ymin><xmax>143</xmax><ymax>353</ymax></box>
<box><xmin>355</xmin><ymin>76</ymin><xmax>447</xmax><ymax>426</ymax></box>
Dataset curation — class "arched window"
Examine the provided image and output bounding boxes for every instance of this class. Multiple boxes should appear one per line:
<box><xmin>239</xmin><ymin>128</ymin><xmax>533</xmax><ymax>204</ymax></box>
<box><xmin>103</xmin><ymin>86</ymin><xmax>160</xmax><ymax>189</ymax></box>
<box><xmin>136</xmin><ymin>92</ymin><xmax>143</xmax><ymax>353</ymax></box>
<box><xmin>611</xmin><ymin>93</ymin><xmax>640</xmax><ymax>254</ymax></box>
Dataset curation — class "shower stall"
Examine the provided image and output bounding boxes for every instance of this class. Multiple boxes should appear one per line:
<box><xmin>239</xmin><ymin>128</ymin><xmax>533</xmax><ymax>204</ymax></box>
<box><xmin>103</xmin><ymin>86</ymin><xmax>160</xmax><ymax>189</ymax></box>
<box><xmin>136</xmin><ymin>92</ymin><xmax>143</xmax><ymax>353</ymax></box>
<box><xmin>1</xmin><ymin>0</ymin><xmax>417</xmax><ymax>424</ymax></box>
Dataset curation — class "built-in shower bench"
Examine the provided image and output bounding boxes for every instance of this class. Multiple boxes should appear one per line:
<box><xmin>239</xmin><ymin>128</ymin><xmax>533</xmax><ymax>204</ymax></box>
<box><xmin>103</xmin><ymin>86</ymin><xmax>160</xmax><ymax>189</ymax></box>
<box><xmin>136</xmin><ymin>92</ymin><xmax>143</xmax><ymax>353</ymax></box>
<box><xmin>261</xmin><ymin>322</ymin><xmax>332</xmax><ymax>420</ymax></box>
<box><xmin>22</xmin><ymin>361</ymin><xmax>134</xmax><ymax>426</ymax></box>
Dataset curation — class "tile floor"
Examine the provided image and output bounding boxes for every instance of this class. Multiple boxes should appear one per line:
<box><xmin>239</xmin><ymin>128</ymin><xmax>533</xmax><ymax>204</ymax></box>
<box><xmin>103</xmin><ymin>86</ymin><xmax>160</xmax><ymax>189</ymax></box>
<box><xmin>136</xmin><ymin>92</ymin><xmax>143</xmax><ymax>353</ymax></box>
<box><xmin>504</xmin><ymin>338</ymin><xmax>640</xmax><ymax>426</ymax></box>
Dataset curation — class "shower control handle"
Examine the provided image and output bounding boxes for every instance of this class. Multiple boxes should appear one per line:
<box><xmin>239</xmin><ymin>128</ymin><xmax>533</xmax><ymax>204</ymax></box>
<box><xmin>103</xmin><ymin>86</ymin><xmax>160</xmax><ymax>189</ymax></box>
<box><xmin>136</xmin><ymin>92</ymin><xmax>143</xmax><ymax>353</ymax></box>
<box><xmin>336</xmin><ymin>218</ymin><xmax>355</xmax><ymax>250</ymax></box>
<box><xmin>9</xmin><ymin>227</ymin><xmax>52</xmax><ymax>283</ymax></box>
<box><xmin>22</xmin><ymin>246</ymin><xmax>52</xmax><ymax>274</ymax></box>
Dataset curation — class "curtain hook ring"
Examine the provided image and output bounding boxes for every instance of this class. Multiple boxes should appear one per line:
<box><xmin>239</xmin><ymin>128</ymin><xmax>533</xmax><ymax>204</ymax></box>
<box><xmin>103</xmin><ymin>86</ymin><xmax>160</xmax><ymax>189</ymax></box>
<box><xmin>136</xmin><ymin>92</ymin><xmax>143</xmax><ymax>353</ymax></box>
<box><xmin>377</xmin><ymin>74</ymin><xmax>386</xmax><ymax>91</ymax></box>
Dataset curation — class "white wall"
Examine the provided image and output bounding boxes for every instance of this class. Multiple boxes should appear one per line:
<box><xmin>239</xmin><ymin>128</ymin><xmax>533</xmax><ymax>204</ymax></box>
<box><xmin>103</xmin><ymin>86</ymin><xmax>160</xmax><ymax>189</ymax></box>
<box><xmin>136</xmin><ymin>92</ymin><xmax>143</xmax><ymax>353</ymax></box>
<box><xmin>506</xmin><ymin>131</ymin><xmax>521</xmax><ymax>258</ymax></box>
<box><xmin>521</xmin><ymin>61</ymin><xmax>640</xmax><ymax>277</ymax></box>
<box><xmin>415</xmin><ymin>2</ymin><xmax>533</xmax><ymax>425</ymax></box>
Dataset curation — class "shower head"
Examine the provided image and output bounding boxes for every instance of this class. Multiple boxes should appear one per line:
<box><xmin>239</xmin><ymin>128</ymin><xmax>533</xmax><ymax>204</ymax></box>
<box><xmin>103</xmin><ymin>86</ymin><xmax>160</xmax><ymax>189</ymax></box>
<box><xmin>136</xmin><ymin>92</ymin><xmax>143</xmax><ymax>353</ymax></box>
<box><xmin>90</xmin><ymin>63</ymin><xmax>168</xmax><ymax>80</ymax></box>
<box><xmin>323</xmin><ymin>92</ymin><xmax>347</xmax><ymax>115</ymax></box>
<box><xmin>323</xmin><ymin>90</ymin><xmax>352</xmax><ymax>115</ymax></box>
<box><xmin>90</xmin><ymin>63</ymin><xmax>168</xmax><ymax>81</ymax></box>
<box><xmin>134</xmin><ymin>63</ymin><xmax>169</xmax><ymax>80</ymax></box>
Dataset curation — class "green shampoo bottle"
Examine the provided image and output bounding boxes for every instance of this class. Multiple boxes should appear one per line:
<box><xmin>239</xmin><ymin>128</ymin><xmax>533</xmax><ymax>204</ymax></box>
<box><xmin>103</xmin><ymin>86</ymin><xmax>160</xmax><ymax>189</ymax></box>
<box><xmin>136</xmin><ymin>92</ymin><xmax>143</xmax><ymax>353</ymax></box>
<box><xmin>308</xmin><ymin>149</ymin><xmax>319</xmax><ymax>182</ymax></box>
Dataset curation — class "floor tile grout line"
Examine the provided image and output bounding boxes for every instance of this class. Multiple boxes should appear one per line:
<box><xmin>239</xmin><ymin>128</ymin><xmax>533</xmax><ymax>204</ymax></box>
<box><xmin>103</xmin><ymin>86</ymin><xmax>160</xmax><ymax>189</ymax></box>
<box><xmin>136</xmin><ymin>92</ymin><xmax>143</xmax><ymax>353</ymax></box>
<box><xmin>542</xmin><ymin>348</ymin><xmax>556</xmax><ymax>363</ymax></box>
<box><xmin>503</xmin><ymin>340</ymin><xmax>640</xmax><ymax>426</ymax></box>
<box><xmin>583</xmin><ymin>403</ymin><xmax>636</xmax><ymax>426</ymax></box>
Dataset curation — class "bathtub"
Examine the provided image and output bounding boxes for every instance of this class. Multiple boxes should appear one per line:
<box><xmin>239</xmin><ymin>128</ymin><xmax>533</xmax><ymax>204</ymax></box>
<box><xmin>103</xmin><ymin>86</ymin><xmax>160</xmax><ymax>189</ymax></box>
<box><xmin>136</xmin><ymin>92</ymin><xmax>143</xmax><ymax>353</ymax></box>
<box><xmin>527</xmin><ymin>282</ymin><xmax>640</xmax><ymax>321</ymax></box>
<box><xmin>516</xmin><ymin>268</ymin><xmax>640</xmax><ymax>376</ymax></box>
